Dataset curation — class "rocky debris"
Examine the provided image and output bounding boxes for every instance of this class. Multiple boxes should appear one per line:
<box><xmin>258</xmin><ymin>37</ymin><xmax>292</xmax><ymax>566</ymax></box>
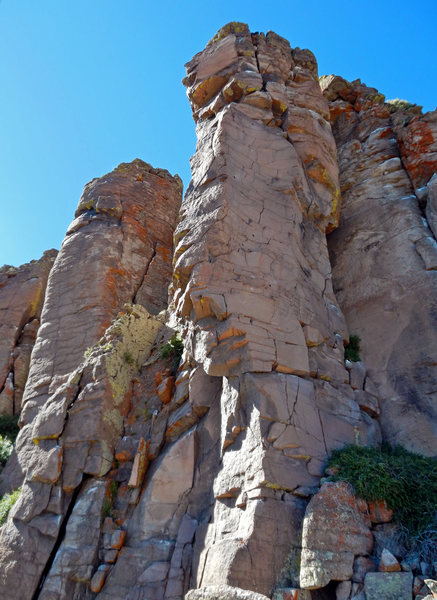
<box><xmin>185</xmin><ymin>586</ymin><xmax>270</xmax><ymax>600</ymax></box>
<box><xmin>364</xmin><ymin>571</ymin><xmax>413</xmax><ymax>600</ymax></box>
<box><xmin>379</xmin><ymin>548</ymin><xmax>401</xmax><ymax>572</ymax></box>
<box><xmin>324</xmin><ymin>75</ymin><xmax>437</xmax><ymax>456</ymax></box>
<box><xmin>272</xmin><ymin>589</ymin><xmax>311</xmax><ymax>600</ymax></box>
<box><xmin>0</xmin><ymin>250</ymin><xmax>57</xmax><ymax>415</ymax></box>
<box><xmin>0</xmin><ymin>161</ymin><xmax>181</xmax><ymax>599</ymax></box>
<box><xmin>425</xmin><ymin>579</ymin><xmax>437</xmax><ymax>598</ymax></box>
<box><xmin>299</xmin><ymin>482</ymin><xmax>373</xmax><ymax>588</ymax></box>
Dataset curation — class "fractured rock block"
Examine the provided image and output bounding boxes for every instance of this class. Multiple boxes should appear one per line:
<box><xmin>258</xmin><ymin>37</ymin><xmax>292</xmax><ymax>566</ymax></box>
<box><xmin>364</xmin><ymin>571</ymin><xmax>413</xmax><ymax>600</ymax></box>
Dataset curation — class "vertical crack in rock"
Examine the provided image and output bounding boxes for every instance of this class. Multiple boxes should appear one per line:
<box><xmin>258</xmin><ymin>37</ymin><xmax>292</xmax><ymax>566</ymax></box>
<box><xmin>31</xmin><ymin>478</ymin><xmax>86</xmax><ymax>600</ymax></box>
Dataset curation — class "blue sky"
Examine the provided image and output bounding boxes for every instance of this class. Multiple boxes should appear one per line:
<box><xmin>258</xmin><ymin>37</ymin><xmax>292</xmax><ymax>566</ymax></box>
<box><xmin>1</xmin><ymin>0</ymin><xmax>436</xmax><ymax>266</ymax></box>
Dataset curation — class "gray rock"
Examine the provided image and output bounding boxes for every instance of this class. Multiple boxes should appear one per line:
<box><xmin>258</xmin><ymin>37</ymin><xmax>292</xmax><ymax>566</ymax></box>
<box><xmin>364</xmin><ymin>572</ymin><xmax>413</xmax><ymax>600</ymax></box>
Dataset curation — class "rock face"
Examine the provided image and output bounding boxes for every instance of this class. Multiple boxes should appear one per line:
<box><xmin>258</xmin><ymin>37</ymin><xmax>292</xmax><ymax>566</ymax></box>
<box><xmin>168</xmin><ymin>22</ymin><xmax>379</xmax><ymax>596</ymax></box>
<box><xmin>0</xmin><ymin>160</ymin><xmax>182</xmax><ymax>599</ymax></box>
<box><xmin>0</xmin><ymin>21</ymin><xmax>435</xmax><ymax>600</ymax></box>
<box><xmin>0</xmin><ymin>250</ymin><xmax>57</xmax><ymax>415</ymax></box>
<box><xmin>323</xmin><ymin>75</ymin><xmax>437</xmax><ymax>456</ymax></box>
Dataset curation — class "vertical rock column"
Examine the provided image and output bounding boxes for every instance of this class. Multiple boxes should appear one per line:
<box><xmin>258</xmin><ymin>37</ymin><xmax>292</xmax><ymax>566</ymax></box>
<box><xmin>170</xmin><ymin>24</ymin><xmax>379</xmax><ymax>595</ymax></box>
<box><xmin>322</xmin><ymin>76</ymin><xmax>437</xmax><ymax>456</ymax></box>
<box><xmin>0</xmin><ymin>160</ymin><xmax>182</xmax><ymax>599</ymax></box>
<box><xmin>0</xmin><ymin>250</ymin><xmax>57</xmax><ymax>415</ymax></box>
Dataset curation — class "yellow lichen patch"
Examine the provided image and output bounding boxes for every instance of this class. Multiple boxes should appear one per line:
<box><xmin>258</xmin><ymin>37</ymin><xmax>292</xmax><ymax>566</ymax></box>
<box><xmin>318</xmin><ymin>374</ymin><xmax>331</xmax><ymax>382</ymax></box>
<box><xmin>207</xmin><ymin>22</ymin><xmax>249</xmax><ymax>46</ymax></box>
<box><xmin>189</xmin><ymin>75</ymin><xmax>229</xmax><ymax>109</ymax></box>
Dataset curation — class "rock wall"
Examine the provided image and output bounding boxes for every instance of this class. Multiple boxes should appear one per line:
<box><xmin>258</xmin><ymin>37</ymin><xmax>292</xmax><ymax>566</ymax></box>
<box><xmin>168</xmin><ymin>23</ymin><xmax>379</xmax><ymax>596</ymax></box>
<box><xmin>323</xmin><ymin>76</ymin><xmax>437</xmax><ymax>456</ymax></box>
<box><xmin>0</xmin><ymin>250</ymin><xmax>57</xmax><ymax>415</ymax></box>
<box><xmin>0</xmin><ymin>22</ymin><xmax>435</xmax><ymax>600</ymax></box>
<box><xmin>0</xmin><ymin>160</ymin><xmax>182</xmax><ymax>599</ymax></box>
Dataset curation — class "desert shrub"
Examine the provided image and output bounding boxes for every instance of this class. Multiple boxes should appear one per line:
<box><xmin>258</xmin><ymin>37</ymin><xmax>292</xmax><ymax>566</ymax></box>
<box><xmin>327</xmin><ymin>444</ymin><xmax>437</xmax><ymax>534</ymax></box>
<box><xmin>0</xmin><ymin>487</ymin><xmax>21</xmax><ymax>526</ymax></box>
<box><xmin>159</xmin><ymin>334</ymin><xmax>184</xmax><ymax>374</ymax></box>
<box><xmin>344</xmin><ymin>334</ymin><xmax>361</xmax><ymax>362</ymax></box>
<box><xmin>386</xmin><ymin>98</ymin><xmax>416</xmax><ymax>111</ymax></box>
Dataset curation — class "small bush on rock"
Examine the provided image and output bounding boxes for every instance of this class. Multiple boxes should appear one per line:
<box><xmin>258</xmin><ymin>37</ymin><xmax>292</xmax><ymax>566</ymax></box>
<box><xmin>344</xmin><ymin>334</ymin><xmax>361</xmax><ymax>362</ymax></box>
<box><xmin>327</xmin><ymin>444</ymin><xmax>437</xmax><ymax>534</ymax></box>
<box><xmin>159</xmin><ymin>334</ymin><xmax>184</xmax><ymax>374</ymax></box>
<box><xmin>0</xmin><ymin>487</ymin><xmax>21</xmax><ymax>526</ymax></box>
<box><xmin>386</xmin><ymin>98</ymin><xmax>418</xmax><ymax>111</ymax></box>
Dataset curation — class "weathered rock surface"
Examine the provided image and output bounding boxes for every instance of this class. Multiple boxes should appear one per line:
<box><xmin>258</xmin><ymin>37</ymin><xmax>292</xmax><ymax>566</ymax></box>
<box><xmin>0</xmin><ymin>21</ymin><xmax>435</xmax><ymax>600</ymax></box>
<box><xmin>0</xmin><ymin>161</ymin><xmax>182</xmax><ymax>599</ymax></box>
<box><xmin>300</xmin><ymin>482</ymin><xmax>373</xmax><ymax>589</ymax></box>
<box><xmin>324</xmin><ymin>75</ymin><xmax>437</xmax><ymax>456</ymax></box>
<box><xmin>169</xmin><ymin>22</ymin><xmax>378</xmax><ymax>597</ymax></box>
<box><xmin>0</xmin><ymin>250</ymin><xmax>57</xmax><ymax>414</ymax></box>
<box><xmin>185</xmin><ymin>585</ymin><xmax>270</xmax><ymax>600</ymax></box>
<box><xmin>364</xmin><ymin>571</ymin><xmax>413</xmax><ymax>600</ymax></box>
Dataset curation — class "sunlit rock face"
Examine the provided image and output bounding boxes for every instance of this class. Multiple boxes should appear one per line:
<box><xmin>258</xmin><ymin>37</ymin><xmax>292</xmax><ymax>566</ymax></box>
<box><xmin>0</xmin><ymin>160</ymin><xmax>182</xmax><ymax>599</ymax></box>
<box><xmin>323</xmin><ymin>75</ymin><xmax>437</xmax><ymax>456</ymax></box>
<box><xmin>0</xmin><ymin>21</ymin><xmax>435</xmax><ymax>600</ymax></box>
<box><xmin>167</xmin><ymin>22</ymin><xmax>379</xmax><ymax>596</ymax></box>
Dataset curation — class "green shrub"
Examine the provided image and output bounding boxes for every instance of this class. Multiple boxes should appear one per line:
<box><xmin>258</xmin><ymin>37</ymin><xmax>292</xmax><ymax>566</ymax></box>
<box><xmin>0</xmin><ymin>415</ymin><xmax>19</xmax><ymax>443</ymax></box>
<box><xmin>327</xmin><ymin>444</ymin><xmax>437</xmax><ymax>534</ymax></box>
<box><xmin>0</xmin><ymin>436</ymin><xmax>13</xmax><ymax>467</ymax></box>
<box><xmin>0</xmin><ymin>487</ymin><xmax>21</xmax><ymax>526</ymax></box>
<box><xmin>123</xmin><ymin>351</ymin><xmax>135</xmax><ymax>365</ymax></box>
<box><xmin>386</xmin><ymin>98</ymin><xmax>416</xmax><ymax>111</ymax></box>
<box><xmin>159</xmin><ymin>334</ymin><xmax>184</xmax><ymax>374</ymax></box>
<box><xmin>344</xmin><ymin>334</ymin><xmax>361</xmax><ymax>362</ymax></box>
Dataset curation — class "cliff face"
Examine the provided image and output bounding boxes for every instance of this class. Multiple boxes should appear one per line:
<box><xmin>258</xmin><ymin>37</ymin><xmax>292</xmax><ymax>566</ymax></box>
<box><xmin>0</xmin><ymin>22</ymin><xmax>435</xmax><ymax>600</ymax></box>
<box><xmin>323</xmin><ymin>76</ymin><xmax>437</xmax><ymax>455</ymax></box>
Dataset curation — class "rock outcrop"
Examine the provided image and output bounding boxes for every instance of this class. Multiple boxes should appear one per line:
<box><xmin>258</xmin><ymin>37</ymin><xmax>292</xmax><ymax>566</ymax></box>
<box><xmin>0</xmin><ymin>160</ymin><xmax>182</xmax><ymax>598</ymax></box>
<box><xmin>0</xmin><ymin>250</ymin><xmax>57</xmax><ymax>415</ymax></box>
<box><xmin>323</xmin><ymin>75</ymin><xmax>437</xmax><ymax>455</ymax></box>
<box><xmin>0</xmin><ymin>21</ymin><xmax>435</xmax><ymax>600</ymax></box>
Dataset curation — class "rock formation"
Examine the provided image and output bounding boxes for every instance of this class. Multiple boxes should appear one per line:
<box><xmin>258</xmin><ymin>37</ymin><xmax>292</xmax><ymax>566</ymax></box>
<box><xmin>0</xmin><ymin>250</ymin><xmax>57</xmax><ymax>416</ymax></box>
<box><xmin>323</xmin><ymin>76</ymin><xmax>437</xmax><ymax>455</ymax></box>
<box><xmin>0</xmin><ymin>21</ymin><xmax>435</xmax><ymax>600</ymax></box>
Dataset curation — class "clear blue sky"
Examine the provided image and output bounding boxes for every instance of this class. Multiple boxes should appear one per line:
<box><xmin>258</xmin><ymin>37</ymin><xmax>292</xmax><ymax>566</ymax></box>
<box><xmin>1</xmin><ymin>0</ymin><xmax>436</xmax><ymax>266</ymax></box>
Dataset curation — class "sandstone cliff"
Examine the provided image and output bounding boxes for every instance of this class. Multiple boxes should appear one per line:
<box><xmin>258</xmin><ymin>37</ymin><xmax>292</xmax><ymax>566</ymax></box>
<box><xmin>0</xmin><ymin>22</ymin><xmax>435</xmax><ymax>600</ymax></box>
